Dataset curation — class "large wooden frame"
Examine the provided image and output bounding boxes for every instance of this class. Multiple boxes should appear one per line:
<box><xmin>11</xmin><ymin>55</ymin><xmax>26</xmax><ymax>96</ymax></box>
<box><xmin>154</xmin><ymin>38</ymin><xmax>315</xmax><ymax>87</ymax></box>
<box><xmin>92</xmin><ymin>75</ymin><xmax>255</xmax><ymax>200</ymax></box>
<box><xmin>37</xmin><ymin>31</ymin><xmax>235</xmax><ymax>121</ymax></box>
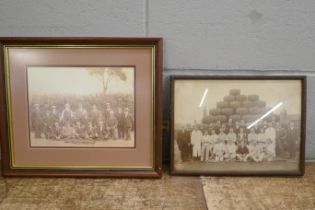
<box><xmin>170</xmin><ymin>73</ymin><xmax>306</xmax><ymax>176</ymax></box>
<box><xmin>0</xmin><ymin>37</ymin><xmax>163</xmax><ymax>178</ymax></box>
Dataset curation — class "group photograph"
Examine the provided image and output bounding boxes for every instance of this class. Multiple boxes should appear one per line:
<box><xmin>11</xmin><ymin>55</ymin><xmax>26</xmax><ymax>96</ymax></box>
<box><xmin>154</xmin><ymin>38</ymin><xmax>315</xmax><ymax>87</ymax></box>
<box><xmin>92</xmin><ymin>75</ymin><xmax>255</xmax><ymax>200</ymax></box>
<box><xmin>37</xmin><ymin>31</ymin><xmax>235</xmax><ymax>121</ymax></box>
<box><xmin>27</xmin><ymin>66</ymin><xmax>135</xmax><ymax>148</ymax></box>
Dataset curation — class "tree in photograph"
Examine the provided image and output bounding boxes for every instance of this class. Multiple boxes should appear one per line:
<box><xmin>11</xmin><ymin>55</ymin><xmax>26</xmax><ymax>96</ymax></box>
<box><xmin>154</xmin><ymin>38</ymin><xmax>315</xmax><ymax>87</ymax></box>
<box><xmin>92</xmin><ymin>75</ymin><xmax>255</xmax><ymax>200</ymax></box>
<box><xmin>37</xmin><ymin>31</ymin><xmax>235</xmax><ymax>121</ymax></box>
<box><xmin>87</xmin><ymin>67</ymin><xmax>127</xmax><ymax>94</ymax></box>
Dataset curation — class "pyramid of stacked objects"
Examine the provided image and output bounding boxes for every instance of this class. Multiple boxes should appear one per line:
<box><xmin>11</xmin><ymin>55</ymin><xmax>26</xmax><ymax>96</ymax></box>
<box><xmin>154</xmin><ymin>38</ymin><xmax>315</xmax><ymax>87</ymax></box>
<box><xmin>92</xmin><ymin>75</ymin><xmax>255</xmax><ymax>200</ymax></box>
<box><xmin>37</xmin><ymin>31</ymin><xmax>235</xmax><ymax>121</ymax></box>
<box><xmin>206</xmin><ymin>89</ymin><xmax>271</xmax><ymax>125</ymax></box>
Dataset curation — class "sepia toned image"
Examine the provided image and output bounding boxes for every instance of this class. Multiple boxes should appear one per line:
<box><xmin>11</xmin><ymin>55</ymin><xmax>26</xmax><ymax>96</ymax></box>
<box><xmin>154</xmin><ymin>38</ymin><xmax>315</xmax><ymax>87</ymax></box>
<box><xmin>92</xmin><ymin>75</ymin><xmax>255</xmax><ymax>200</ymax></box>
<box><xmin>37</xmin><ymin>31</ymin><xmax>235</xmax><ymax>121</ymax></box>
<box><xmin>27</xmin><ymin>66</ymin><xmax>135</xmax><ymax>148</ymax></box>
<box><xmin>172</xmin><ymin>77</ymin><xmax>305</xmax><ymax>175</ymax></box>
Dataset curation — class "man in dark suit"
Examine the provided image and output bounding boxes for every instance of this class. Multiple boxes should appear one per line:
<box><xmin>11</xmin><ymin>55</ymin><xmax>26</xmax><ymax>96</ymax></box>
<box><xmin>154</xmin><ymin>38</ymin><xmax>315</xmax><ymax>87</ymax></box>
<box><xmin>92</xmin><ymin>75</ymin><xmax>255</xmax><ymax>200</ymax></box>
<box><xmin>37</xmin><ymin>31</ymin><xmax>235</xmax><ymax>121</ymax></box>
<box><xmin>176</xmin><ymin>126</ymin><xmax>186</xmax><ymax>162</ymax></box>
<box><xmin>116</xmin><ymin>107</ymin><xmax>125</xmax><ymax>139</ymax></box>
<box><xmin>42</xmin><ymin>108</ymin><xmax>52</xmax><ymax>139</ymax></box>
<box><xmin>31</xmin><ymin>104</ymin><xmax>44</xmax><ymax>138</ymax></box>
<box><xmin>50</xmin><ymin>105</ymin><xmax>59</xmax><ymax>125</ymax></box>
<box><xmin>123</xmin><ymin>107</ymin><xmax>133</xmax><ymax>140</ymax></box>
<box><xmin>103</xmin><ymin>102</ymin><xmax>112</xmax><ymax>123</ymax></box>
<box><xmin>75</xmin><ymin>103</ymin><xmax>88</xmax><ymax>126</ymax></box>
<box><xmin>286</xmin><ymin>121</ymin><xmax>299</xmax><ymax>159</ymax></box>
<box><xmin>275</xmin><ymin>122</ymin><xmax>287</xmax><ymax>158</ymax></box>
<box><xmin>90</xmin><ymin>104</ymin><xmax>102</xmax><ymax>127</ymax></box>
<box><xmin>60</xmin><ymin>103</ymin><xmax>73</xmax><ymax>125</ymax></box>
<box><xmin>106</xmin><ymin>110</ymin><xmax>118</xmax><ymax>139</ymax></box>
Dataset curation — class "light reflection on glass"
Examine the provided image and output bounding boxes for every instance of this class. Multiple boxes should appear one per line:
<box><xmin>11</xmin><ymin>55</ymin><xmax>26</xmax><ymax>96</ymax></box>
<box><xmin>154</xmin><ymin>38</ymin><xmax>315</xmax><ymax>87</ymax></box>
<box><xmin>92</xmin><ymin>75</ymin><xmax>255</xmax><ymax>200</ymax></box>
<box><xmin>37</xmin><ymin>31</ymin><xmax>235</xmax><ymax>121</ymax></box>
<box><xmin>198</xmin><ymin>88</ymin><xmax>208</xmax><ymax>107</ymax></box>
<box><xmin>247</xmin><ymin>102</ymin><xmax>283</xmax><ymax>129</ymax></box>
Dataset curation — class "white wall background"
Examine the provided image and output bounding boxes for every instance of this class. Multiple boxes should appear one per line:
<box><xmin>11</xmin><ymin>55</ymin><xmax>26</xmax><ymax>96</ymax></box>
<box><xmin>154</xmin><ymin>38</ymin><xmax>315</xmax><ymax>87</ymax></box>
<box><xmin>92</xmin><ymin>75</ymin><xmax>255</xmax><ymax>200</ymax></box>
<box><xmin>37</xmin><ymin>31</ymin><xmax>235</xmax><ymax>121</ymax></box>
<box><xmin>0</xmin><ymin>0</ymin><xmax>315</xmax><ymax>160</ymax></box>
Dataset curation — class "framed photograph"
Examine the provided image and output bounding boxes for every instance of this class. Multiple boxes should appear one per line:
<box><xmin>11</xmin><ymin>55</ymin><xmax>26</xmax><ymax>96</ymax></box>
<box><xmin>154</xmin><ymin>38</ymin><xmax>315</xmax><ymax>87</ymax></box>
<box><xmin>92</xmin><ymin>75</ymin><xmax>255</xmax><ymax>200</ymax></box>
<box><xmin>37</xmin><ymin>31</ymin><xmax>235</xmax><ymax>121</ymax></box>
<box><xmin>170</xmin><ymin>75</ymin><xmax>306</xmax><ymax>176</ymax></box>
<box><xmin>0</xmin><ymin>37</ymin><xmax>163</xmax><ymax>177</ymax></box>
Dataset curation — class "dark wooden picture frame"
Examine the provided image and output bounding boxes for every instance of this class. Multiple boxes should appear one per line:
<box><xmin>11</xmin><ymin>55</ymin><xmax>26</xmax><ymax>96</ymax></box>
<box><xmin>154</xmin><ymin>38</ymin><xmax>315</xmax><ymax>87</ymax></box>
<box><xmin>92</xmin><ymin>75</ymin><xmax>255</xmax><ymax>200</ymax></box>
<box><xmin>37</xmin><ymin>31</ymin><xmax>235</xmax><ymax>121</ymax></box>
<box><xmin>0</xmin><ymin>37</ymin><xmax>163</xmax><ymax>178</ymax></box>
<box><xmin>170</xmin><ymin>75</ymin><xmax>306</xmax><ymax>176</ymax></box>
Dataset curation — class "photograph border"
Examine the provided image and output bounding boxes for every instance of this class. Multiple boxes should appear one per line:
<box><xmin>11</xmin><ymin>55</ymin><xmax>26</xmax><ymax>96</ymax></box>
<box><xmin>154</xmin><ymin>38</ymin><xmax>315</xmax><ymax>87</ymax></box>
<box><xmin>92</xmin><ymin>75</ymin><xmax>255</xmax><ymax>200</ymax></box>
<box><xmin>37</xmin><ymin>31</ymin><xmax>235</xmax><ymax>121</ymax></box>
<box><xmin>170</xmin><ymin>75</ymin><xmax>306</xmax><ymax>176</ymax></box>
<box><xmin>0</xmin><ymin>37</ymin><xmax>163</xmax><ymax>178</ymax></box>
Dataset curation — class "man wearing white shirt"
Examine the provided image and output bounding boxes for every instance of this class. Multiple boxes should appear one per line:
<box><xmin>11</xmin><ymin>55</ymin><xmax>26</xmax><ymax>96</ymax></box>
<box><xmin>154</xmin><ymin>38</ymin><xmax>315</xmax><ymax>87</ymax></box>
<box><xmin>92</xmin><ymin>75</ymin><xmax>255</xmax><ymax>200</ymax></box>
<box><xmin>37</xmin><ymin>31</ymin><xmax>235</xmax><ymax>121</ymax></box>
<box><xmin>248</xmin><ymin>128</ymin><xmax>258</xmax><ymax>144</ymax></box>
<box><xmin>248</xmin><ymin>139</ymin><xmax>261</xmax><ymax>162</ymax></box>
<box><xmin>225</xmin><ymin>140</ymin><xmax>237</xmax><ymax>160</ymax></box>
<box><xmin>213</xmin><ymin>128</ymin><xmax>227</xmax><ymax>161</ymax></box>
<box><xmin>226</xmin><ymin>128</ymin><xmax>237</xmax><ymax>143</ymax></box>
<box><xmin>201</xmin><ymin>131</ymin><xmax>211</xmax><ymax>161</ymax></box>
<box><xmin>265</xmin><ymin>122</ymin><xmax>276</xmax><ymax>159</ymax></box>
<box><xmin>237</xmin><ymin>127</ymin><xmax>246</xmax><ymax>146</ymax></box>
<box><xmin>190</xmin><ymin>125</ymin><xmax>202</xmax><ymax>160</ymax></box>
<box><xmin>255</xmin><ymin>128</ymin><xmax>267</xmax><ymax>161</ymax></box>
<box><xmin>225</xmin><ymin>128</ymin><xmax>237</xmax><ymax>160</ymax></box>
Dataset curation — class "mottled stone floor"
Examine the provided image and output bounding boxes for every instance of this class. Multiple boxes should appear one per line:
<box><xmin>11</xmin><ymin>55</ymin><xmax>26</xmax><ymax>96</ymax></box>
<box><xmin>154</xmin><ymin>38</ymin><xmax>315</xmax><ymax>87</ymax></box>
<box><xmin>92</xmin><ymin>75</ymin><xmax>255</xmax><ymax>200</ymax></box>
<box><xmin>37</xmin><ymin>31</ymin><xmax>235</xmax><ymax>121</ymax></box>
<box><xmin>0</xmin><ymin>164</ymin><xmax>315</xmax><ymax>210</ymax></box>
<box><xmin>0</xmin><ymin>167</ymin><xmax>206</xmax><ymax>210</ymax></box>
<box><xmin>202</xmin><ymin>163</ymin><xmax>315</xmax><ymax>210</ymax></box>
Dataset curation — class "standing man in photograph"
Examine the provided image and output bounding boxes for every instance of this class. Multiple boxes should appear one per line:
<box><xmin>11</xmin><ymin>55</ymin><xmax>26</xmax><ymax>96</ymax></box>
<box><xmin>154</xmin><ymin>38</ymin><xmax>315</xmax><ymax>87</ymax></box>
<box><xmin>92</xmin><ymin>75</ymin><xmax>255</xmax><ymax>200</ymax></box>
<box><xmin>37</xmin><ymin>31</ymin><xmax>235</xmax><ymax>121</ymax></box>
<box><xmin>201</xmin><ymin>130</ymin><xmax>211</xmax><ymax>161</ymax></box>
<box><xmin>177</xmin><ymin>126</ymin><xmax>187</xmax><ymax>162</ymax></box>
<box><xmin>213</xmin><ymin>120</ymin><xmax>221</xmax><ymax>134</ymax></box>
<box><xmin>234</xmin><ymin>121</ymin><xmax>241</xmax><ymax>134</ymax></box>
<box><xmin>106</xmin><ymin>110</ymin><xmax>118</xmax><ymax>140</ymax></box>
<box><xmin>60</xmin><ymin>103</ymin><xmax>74</xmax><ymax>125</ymax></box>
<box><xmin>50</xmin><ymin>105</ymin><xmax>59</xmax><ymax>126</ymax></box>
<box><xmin>237</xmin><ymin>127</ymin><xmax>246</xmax><ymax>145</ymax></box>
<box><xmin>190</xmin><ymin>125</ymin><xmax>202</xmax><ymax>161</ymax></box>
<box><xmin>103</xmin><ymin>102</ymin><xmax>112</xmax><ymax>122</ymax></box>
<box><xmin>226</xmin><ymin>118</ymin><xmax>234</xmax><ymax>132</ymax></box>
<box><xmin>286</xmin><ymin>121</ymin><xmax>299</xmax><ymax>159</ymax></box>
<box><xmin>31</xmin><ymin>103</ymin><xmax>44</xmax><ymax>138</ymax></box>
<box><xmin>209</xmin><ymin>129</ymin><xmax>218</xmax><ymax>160</ymax></box>
<box><xmin>75</xmin><ymin>103</ymin><xmax>88</xmax><ymax>126</ymax></box>
<box><xmin>183</xmin><ymin>125</ymin><xmax>192</xmax><ymax>161</ymax></box>
<box><xmin>123</xmin><ymin>107</ymin><xmax>133</xmax><ymax>140</ymax></box>
<box><xmin>213</xmin><ymin>127</ymin><xmax>227</xmax><ymax>161</ymax></box>
<box><xmin>226</xmin><ymin>128</ymin><xmax>237</xmax><ymax>160</ymax></box>
<box><xmin>116</xmin><ymin>107</ymin><xmax>125</xmax><ymax>139</ymax></box>
<box><xmin>90</xmin><ymin>104</ymin><xmax>102</xmax><ymax>127</ymax></box>
<box><xmin>265</xmin><ymin>122</ymin><xmax>276</xmax><ymax>159</ymax></box>
<box><xmin>248</xmin><ymin>128</ymin><xmax>258</xmax><ymax>145</ymax></box>
<box><xmin>227</xmin><ymin>128</ymin><xmax>237</xmax><ymax>144</ymax></box>
<box><xmin>42</xmin><ymin>107</ymin><xmax>52</xmax><ymax>139</ymax></box>
<box><xmin>275</xmin><ymin>122</ymin><xmax>287</xmax><ymax>158</ymax></box>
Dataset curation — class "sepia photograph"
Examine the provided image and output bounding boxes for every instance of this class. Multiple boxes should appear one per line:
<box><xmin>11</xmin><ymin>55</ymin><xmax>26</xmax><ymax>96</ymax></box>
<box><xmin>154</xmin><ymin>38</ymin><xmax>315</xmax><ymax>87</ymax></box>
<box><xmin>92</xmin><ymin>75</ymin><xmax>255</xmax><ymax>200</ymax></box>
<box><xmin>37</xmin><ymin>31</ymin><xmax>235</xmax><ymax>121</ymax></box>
<box><xmin>27</xmin><ymin>66</ymin><xmax>135</xmax><ymax>148</ymax></box>
<box><xmin>171</xmin><ymin>77</ymin><xmax>305</xmax><ymax>175</ymax></box>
